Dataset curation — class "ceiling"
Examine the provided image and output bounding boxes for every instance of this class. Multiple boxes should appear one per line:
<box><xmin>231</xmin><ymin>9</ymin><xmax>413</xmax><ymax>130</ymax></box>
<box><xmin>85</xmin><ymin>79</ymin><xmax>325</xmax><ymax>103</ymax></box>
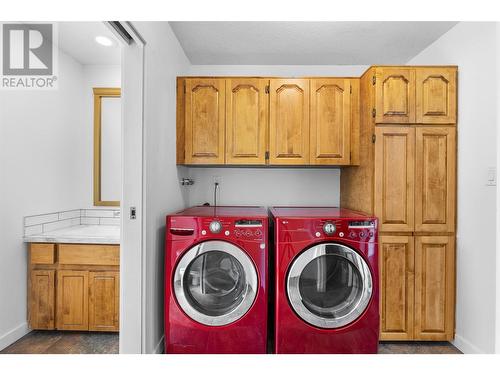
<box><xmin>58</xmin><ymin>22</ymin><xmax>121</xmax><ymax>65</ymax></box>
<box><xmin>170</xmin><ymin>21</ymin><xmax>458</xmax><ymax>65</ymax></box>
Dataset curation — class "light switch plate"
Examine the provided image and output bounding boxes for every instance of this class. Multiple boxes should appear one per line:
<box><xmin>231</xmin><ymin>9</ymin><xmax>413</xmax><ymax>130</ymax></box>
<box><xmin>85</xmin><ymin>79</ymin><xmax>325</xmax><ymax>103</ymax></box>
<box><xmin>487</xmin><ymin>167</ymin><xmax>497</xmax><ymax>186</ymax></box>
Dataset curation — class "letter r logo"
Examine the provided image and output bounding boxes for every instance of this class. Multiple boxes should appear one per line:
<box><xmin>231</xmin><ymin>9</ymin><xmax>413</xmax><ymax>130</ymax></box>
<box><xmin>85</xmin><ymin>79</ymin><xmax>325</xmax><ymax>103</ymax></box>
<box><xmin>2</xmin><ymin>24</ymin><xmax>53</xmax><ymax>75</ymax></box>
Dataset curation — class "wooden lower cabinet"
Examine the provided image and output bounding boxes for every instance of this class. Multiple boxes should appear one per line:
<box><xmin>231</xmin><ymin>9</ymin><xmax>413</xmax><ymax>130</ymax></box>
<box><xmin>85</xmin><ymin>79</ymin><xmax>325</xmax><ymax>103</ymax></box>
<box><xmin>89</xmin><ymin>271</ymin><xmax>120</xmax><ymax>331</ymax></box>
<box><xmin>28</xmin><ymin>243</ymin><xmax>119</xmax><ymax>332</ymax></box>
<box><xmin>57</xmin><ymin>270</ymin><xmax>89</xmax><ymax>331</ymax></box>
<box><xmin>29</xmin><ymin>270</ymin><xmax>55</xmax><ymax>330</ymax></box>
<box><xmin>379</xmin><ymin>235</ymin><xmax>455</xmax><ymax>341</ymax></box>
<box><xmin>414</xmin><ymin>236</ymin><xmax>455</xmax><ymax>340</ymax></box>
<box><xmin>379</xmin><ymin>235</ymin><xmax>414</xmax><ymax>340</ymax></box>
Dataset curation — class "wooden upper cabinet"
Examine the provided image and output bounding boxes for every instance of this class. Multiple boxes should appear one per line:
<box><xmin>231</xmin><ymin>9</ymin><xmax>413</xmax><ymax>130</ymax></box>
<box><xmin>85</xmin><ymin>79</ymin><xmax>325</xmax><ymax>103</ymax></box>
<box><xmin>374</xmin><ymin>127</ymin><xmax>415</xmax><ymax>232</ymax></box>
<box><xmin>376</xmin><ymin>68</ymin><xmax>416</xmax><ymax>123</ymax></box>
<box><xmin>57</xmin><ymin>270</ymin><xmax>89</xmax><ymax>331</ymax></box>
<box><xmin>414</xmin><ymin>236</ymin><xmax>455</xmax><ymax>340</ymax></box>
<box><xmin>269</xmin><ymin>79</ymin><xmax>310</xmax><ymax>164</ymax></box>
<box><xmin>379</xmin><ymin>236</ymin><xmax>414</xmax><ymax>340</ymax></box>
<box><xmin>29</xmin><ymin>270</ymin><xmax>55</xmax><ymax>330</ymax></box>
<box><xmin>226</xmin><ymin>78</ymin><xmax>268</xmax><ymax>164</ymax></box>
<box><xmin>310</xmin><ymin>78</ymin><xmax>351</xmax><ymax>165</ymax></box>
<box><xmin>416</xmin><ymin>68</ymin><xmax>457</xmax><ymax>124</ymax></box>
<box><xmin>89</xmin><ymin>271</ymin><xmax>120</xmax><ymax>332</ymax></box>
<box><xmin>185</xmin><ymin>78</ymin><xmax>225</xmax><ymax>164</ymax></box>
<box><xmin>415</xmin><ymin>127</ymin><xmax>456</xmax><ymax>232</ymax></box>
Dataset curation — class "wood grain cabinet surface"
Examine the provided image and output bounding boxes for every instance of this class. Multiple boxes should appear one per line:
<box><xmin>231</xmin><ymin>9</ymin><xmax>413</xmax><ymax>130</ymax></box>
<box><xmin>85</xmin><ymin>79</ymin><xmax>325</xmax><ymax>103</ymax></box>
<box><xmin>310</xmin><ymin>78</ymin><xmax>352</xmax><ymax>165</ymax></box>
<box><xmin>28</xmin><ymin>243</ymin><xmax>119</xmax><ymax>333</ymax></box>
<box><xmin>184</xmin><ymin>78</ymin><xmax>226</xmax><ymax>164</ymax></box>
<box><xmin>414</xmin><ymin>236</ymin><xmax>455</xmax><ymax>340</ymax></box>
<box><xmin>225</xmin><ymin>78</ymin><xmax>268</xmax><ymax>164</ymax></box>
<box><xmin>376</xmin><ymin>68</ymin><xmax>416</xmax><ymax>124</ymax></box>
<box><xmin>374</xmin><ymin>126</ymin><xmax>415</xmax><ymax>232</ymax></box>
<box><xmin>416</xmin><ymin>68</ymin><xmax>457</xmax><ymax>124</ymax></box>
<box><xmin>29</xmin><ymin>270</ymin><xmax>55</xmax><ymax>330</ymax></box>
<box><xmin>341</xmin><ymin>65</ymin><xmax>457</xmax><ymax>343</ymax></box>
<box><xmin>177</xmin><ymin>76</ymin><xmax>360</xmax><ymax>166</ymax></box>
<box><xmin>379</xmin><ymin>236</ymin><xmax>414</xmax><ymax>340</ymax></box>
<box><xmin>269</xmin><ymin>78</ymin><xmax>310</xmax><ymax>164</ymax></box>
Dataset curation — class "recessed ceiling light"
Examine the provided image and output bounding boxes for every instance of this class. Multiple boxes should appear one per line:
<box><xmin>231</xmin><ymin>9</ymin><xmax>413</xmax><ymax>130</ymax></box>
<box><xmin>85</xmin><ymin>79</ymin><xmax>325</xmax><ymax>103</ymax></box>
<box><xmin>95</xmin><ymin>36</ymin><xmax>114</xmax><ymax>47</ymax></box>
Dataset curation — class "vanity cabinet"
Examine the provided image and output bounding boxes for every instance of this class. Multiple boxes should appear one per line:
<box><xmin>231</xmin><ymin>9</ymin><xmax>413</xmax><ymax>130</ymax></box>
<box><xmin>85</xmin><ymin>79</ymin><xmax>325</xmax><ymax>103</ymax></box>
<box><xmin>177</xmin><ymin>76</ymin><xmax>359</xmax><ymax>166</ymax></box>
<box><xmin>28</xmin><ymin>243</ymin><xmax>120</xmax><ymax>332</ymax></box>
<box><xmin>375</xmin><ymin>67</ymin><xmax>457</xmax><ymax>125</ymax></box>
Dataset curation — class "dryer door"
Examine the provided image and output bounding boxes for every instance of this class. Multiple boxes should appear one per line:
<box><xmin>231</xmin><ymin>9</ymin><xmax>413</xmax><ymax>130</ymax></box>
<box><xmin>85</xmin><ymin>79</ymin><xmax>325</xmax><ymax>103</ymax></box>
<box><xmin>287</xmin><ymin>243</ymin><xmax>372</xmax><ymax>329</ymax></box>
<box><xmin>173</xmin><ymin>240</ymin><xmax>258</xmax><ymax>326</ymax></box>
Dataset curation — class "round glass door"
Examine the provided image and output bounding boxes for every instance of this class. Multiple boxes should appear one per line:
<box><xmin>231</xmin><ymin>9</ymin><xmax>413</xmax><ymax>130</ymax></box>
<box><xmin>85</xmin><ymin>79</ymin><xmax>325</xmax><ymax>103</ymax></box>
<box><xmin>174</xmin><ymin>240</ymin><xmax>258</xmax><ymax>326</ymax></box>
<box><xmin>287</xmin><ymin>243</ymin><xmax>372</xmax><ymax>329</ymax></box>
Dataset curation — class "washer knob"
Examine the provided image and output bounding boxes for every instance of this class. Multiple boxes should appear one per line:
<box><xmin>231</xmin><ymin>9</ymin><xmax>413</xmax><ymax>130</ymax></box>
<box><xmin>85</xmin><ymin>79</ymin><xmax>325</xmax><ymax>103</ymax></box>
<box><xmin>209</xmin><ymin>220</ymin><xmax>222</xmax><ymax>233</ymax></box>
<box><xmin>323</xmin><ymin>222</ymin><xmax>336</xmax><ymax>235</ymax></box>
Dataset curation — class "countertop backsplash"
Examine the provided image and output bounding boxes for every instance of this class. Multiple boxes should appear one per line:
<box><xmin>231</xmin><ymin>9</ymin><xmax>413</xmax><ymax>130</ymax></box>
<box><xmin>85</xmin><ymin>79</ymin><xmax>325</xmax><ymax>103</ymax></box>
<box><xmin>24</xmin><ymin>208</ymin><xmax>120</xmax><ymax>237</ymax></box>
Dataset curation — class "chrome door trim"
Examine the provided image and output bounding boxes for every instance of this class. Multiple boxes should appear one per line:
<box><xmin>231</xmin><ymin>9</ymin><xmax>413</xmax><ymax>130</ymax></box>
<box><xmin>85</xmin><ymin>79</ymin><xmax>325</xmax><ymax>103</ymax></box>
<box><xmin>173</xmin><ymin>240</ymin><xmax>258</xmax><ymax>326</ymax></box>
<box><xmin>287</xmin><ymin>243</ymin><xmax>372</xmax><ymax>329</ymax></box>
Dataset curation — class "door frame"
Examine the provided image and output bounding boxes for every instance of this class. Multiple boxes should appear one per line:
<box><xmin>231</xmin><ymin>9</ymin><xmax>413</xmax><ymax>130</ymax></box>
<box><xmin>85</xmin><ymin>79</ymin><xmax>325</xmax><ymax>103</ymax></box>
<box><xmin>106</xmin><ymin>21</ymin><xmax>146</xmax><ymax>354</ymax></box>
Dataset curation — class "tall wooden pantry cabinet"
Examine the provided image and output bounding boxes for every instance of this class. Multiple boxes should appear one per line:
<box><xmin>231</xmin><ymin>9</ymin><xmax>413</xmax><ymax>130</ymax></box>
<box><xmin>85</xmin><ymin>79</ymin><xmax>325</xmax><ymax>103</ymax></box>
<box><xmin>341</xmin><ymin>66</ymin><xmax>457</xmax><ymax>341</ymax></box>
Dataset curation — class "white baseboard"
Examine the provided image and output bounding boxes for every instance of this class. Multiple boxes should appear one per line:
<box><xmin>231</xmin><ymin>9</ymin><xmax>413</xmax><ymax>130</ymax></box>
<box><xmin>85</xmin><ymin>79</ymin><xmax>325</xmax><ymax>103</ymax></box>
<box><xmin>0</xmin><ymin>322</ymin><xmax>31</xmax><ymax>351</ymax></box>
<box><xmin>153</xmin><ymin>335</ymin><xmax>165</xmax><ymax>354</ymax></box>
<box><xmin>453</xmin><ymin>334</ymin><xmax>485</xmax><ymax>354</ymax></box>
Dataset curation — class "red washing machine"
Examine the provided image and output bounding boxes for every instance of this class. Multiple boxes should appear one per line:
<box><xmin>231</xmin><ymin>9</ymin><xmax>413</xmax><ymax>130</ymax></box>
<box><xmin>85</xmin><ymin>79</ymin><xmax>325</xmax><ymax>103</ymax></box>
<box><xmin>165</xmin><ymin>206</ymin><xmax>268</xmax><ymax>354</ymax></box>
<box><xmin>270</xmin><ymin>207</ymin><xmax>379</xmax><ymax>354</ymax></box>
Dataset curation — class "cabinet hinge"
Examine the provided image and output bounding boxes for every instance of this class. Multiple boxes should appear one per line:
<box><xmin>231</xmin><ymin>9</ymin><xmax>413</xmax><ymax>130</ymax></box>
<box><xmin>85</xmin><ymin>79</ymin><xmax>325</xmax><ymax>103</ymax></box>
<box><xmin>372</xmin><ymin>76</ymin><xmax>376</xmax><ymax>85</ymax></box>
<box><xmin>372</xmin><ymin>134</ymin><xmax>376</xmax><ymax>143</ymax></box>
<box><xmin>265</xmin><ymin>151</ymin><xmax>269</xmax><ymax>160</ymax></box>
<box><xmin>265</xmin><ymin>85</ymin><xmax>270</xmax><ymax>94</ymax></box>
<box><xmin>372</xmin><ymin>108</ymin><xmax>376</xmax><ymax>118</ymax></box>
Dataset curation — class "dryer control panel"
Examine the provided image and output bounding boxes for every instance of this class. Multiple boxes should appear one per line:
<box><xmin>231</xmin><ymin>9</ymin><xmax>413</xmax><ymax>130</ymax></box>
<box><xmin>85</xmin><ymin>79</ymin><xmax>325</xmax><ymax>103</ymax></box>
<box><xmin>276</xmin><ymin>217</ymin><xmax>377</xmax><ymax>243</ymax></box>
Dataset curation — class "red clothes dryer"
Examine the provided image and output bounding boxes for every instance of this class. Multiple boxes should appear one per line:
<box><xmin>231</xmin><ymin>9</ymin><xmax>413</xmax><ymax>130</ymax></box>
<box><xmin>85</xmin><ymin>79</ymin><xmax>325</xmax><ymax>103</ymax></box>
<box><xmin>165</xmin><ymin>206</ymin><xmax>268</xmax><ymax>354</ymax></box>
<box><xmin>270</xmin><ymin>207</ymin><xmax>379</xmax><ymax>354</ymax></box>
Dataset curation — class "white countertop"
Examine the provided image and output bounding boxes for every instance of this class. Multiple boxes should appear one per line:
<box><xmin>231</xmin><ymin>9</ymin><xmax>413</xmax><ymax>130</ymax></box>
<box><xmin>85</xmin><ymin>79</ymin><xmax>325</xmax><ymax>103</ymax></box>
<box><xmin>24</xmin><ymin>225</ymin><xmax>120</xmax><ymax>244</ymax></box>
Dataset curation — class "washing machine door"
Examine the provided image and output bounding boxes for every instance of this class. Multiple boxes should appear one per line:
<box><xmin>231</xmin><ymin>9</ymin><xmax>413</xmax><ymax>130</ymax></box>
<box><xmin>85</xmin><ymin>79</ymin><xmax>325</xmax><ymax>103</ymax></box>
<box><xmin>287</xmin><ymin>243</ymin><xmax>372</xmax><ymax>329</ymax></box>
<box><xmin>173</xmin><ymin>240</ymin><xmax>258</xmax><ymax>326</ymax></box>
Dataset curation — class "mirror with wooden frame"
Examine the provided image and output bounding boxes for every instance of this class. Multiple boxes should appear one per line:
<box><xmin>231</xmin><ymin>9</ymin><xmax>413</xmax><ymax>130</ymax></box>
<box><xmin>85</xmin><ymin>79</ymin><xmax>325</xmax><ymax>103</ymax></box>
<box><xmin>93</xmin><ymin>88</ymin><xmax>121</xmax><ymax>206</ymax></box>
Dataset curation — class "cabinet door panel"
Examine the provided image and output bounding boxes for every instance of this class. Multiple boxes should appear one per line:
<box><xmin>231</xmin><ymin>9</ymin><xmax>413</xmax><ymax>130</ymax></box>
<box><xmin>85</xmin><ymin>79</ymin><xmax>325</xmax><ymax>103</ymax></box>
<box><xmin>89</xmin><ymin>271</ymin><xmax>119</xmax><ymax>332</ymax></box>
<box><xmin>29</xmin><ymin>270</ymin><xmax>55</xmax><ymax>330</ymax></box>
<box><xmin>379</xmin><ymin>236</ymin><xmax>414</xmax><ymax>340</ymax></box>
<box><xmin>415</xmin><ymin>127</ymin><xmax>456</xmax><ymax>232</ymax></box>
<box><xmin>416</xmin><ymin>68</ymin><xmax>457</xmax><ymax>124</ymax></box>
<box><xmin>185</xmin><ymin>78</ymin><xmax>225</xmax><ymax>164</ymax></box>
<box><xmin>269</xmin><ymin>79</ymin><xmax>309</xmax><ymax>164</ymax></box>
<box><xmin>415</xmin><ymin>236</ymin><xmax>455</xmax><ymax>340</ymax></box>
<box><xmin>226</xmin><ymin>78</ymin><xmax>268</xmax><ymax>164</ymax></box>
<box><xmin>374</xmin><ymin>127</ymin><xmax>415</xmax><ymax>232</ymax></box>
<box><xmin>57</xmin><ymin>270</ymin><xmax>89</xmax><ymax>331</ymax></box>
<box><xmin>376</xmin><ymin>68</ymin><xmax>416</xmax><ymax>123</ymax></box>
<box><xmin>310</xmin><ymin>78</ymin><xmax>351</xmax><ymax>165</ymax></box>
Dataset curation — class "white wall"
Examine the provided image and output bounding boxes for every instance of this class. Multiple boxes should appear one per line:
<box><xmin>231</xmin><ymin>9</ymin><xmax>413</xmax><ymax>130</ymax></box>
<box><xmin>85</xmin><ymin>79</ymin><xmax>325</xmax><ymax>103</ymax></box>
<box><xmin>186</xmin><ymin>65</ymin><xmax>367</xmax><ymax>208</ymax></box>
<box><xmin>408</xmin><ymin>22</ymin><xmax>498</xmax><ymax>354</ymax></box>
<box><xmin>0</xmin><ymin>51</ymin><xmax>88</xmax><ymax>350</ymax></box>
<box><xmin>132</xmin><ymin>22</ymin><xmax>191</xmax><ymax>354</ymax></box>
